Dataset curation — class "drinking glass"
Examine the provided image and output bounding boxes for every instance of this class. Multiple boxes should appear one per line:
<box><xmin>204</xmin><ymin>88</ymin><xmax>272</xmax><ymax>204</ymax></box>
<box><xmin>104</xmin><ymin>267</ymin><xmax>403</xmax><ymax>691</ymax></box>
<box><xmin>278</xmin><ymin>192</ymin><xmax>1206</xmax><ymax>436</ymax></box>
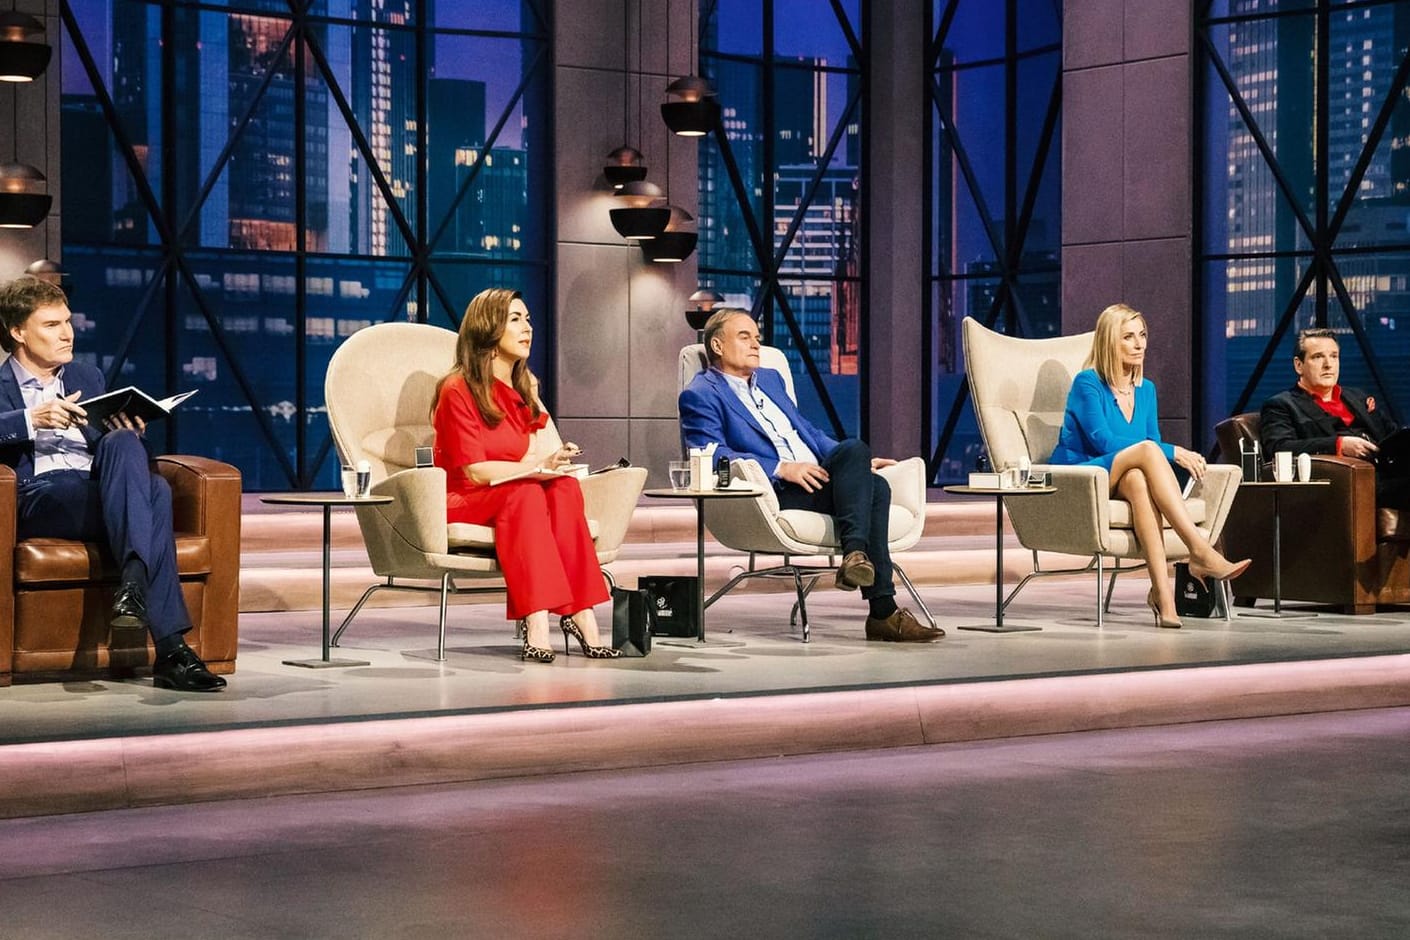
<box><xmin>668</xmin><ymin>460</ymin><xmax>690</xmax><ymax>491</ymax></box>
<box><xmin>340</xmin><ymin>466</ymin><xmax>358</xmax><ymax>498</ymax></box>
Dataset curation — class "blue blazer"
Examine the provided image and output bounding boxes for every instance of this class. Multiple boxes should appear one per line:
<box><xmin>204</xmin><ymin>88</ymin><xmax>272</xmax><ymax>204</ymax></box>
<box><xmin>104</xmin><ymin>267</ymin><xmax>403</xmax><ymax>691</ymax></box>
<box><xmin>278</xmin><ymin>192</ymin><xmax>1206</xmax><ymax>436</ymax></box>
<box><xmin>678</xmin><ymin>367</ymin><xmax>838</xmax><ymax>478</ymax></box>
<box><xmin>0</xmin><ymin>358</ymin><xmax>107</xmax><ymax>485</ymax></box>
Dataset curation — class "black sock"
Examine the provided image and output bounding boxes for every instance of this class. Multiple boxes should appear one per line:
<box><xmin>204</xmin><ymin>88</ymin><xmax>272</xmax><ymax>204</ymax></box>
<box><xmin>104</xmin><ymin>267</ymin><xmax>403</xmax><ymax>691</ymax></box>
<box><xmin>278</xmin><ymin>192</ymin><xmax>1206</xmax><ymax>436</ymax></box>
<box><xmin>155</xmin><ymin>634</ymin><xmax>185</xmax><ymax>658</ymax></box>
<box><xmin>869</xmin><ymin>596</ymin><xmax>897</xmax><ymax>619</ymax></box>
<box><xmin>121</xmin><ymin>558</ymin><xmax>147</xmax><ymax>589</ymax></box>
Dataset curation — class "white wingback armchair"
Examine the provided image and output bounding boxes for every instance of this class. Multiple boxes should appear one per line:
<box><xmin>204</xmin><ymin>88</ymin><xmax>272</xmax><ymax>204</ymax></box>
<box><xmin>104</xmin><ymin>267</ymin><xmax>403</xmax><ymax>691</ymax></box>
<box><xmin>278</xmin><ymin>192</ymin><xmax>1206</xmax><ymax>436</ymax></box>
<box><xmin>325</xmin><ymin>322</ymin><xmax>646</xmax><ymax>659</ymax></box>
<box><xmin>676</xmin><ymin>344</ymin><xmax>934</xmax><ymax>641</ymax></box>
<box><xmin>961</xmin><ymin>317</ymin><xmax>1241</xmax><ymax>625</ymax></box>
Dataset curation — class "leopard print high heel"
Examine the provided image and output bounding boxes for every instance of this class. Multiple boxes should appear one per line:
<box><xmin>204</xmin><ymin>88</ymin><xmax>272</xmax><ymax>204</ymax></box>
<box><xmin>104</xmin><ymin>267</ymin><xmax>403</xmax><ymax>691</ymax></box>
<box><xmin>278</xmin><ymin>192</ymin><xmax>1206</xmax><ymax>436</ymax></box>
<box><xmin>560</xmin><ymin>615</ymin><xmax>622</xmax><ymax>658</ymax></box>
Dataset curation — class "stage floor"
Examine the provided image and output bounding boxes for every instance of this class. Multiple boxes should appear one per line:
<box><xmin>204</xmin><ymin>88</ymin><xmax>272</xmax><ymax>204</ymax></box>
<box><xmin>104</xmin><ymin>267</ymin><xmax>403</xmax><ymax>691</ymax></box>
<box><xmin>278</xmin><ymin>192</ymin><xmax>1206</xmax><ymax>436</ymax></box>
<box><xmin>6</xmin><ymin>578</ymin><xmax>1410</xmax><ymax>747</ymax></box>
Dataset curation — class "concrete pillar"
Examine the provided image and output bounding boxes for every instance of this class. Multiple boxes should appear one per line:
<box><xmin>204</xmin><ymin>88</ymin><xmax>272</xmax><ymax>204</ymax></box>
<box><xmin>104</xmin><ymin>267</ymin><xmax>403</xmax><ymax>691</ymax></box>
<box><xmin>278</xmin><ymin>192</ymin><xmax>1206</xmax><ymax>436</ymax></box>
<box><xmin>553</xmin><ymin>0</ymin><xmax>699</xmax><ymax>486</ymax></box>
<box><xmin>866</xmin><ymin>0</ymin><xmax>927</xmax><ymax>459</ymax></box>
<box><xmin>1062</xmin><ymin>0</ymin><xmax>1195</xmax><ymax>445</ymax></box>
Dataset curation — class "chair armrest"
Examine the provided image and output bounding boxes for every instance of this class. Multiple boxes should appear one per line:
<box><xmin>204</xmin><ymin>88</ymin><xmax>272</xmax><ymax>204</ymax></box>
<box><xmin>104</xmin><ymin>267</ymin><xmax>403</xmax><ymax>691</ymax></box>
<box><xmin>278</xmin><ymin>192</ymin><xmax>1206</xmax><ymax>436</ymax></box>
<box><xmin>876</xmin><ymin>456</ymin><xmax>926</xmax><ymax>519</ymax></box>
<box><xmin>364</xmin><ymin>467</ymin><xmax>450</xmax><ymax>558</ymax></box>
<box><xmin>155</xmin><ymin>455</ymin><xmax>243</xmax><ymax>538</ymax></box>
<box><xmin>1190</xmin><ymin>463</ymin><xmax>1241</xmax><ymax>544</ymax></box>
<box><xmin>0</xmin><ymin>465</ymin><xmax>14</xmax><ymax>680</ymax></box>
<box><xmin>155</xmin><ymin>455</ymin><xmax>242</xmax><ymax>665</ymax></box>
<box><xmin>580</xmin><ymin>466</ymin><xmax>647</xmax><ymax>556</ymax></box>
<box><xmin>1002</xmin><ymin>464</ymin><xmax>1112</xmax><ymax>556</ymax></box>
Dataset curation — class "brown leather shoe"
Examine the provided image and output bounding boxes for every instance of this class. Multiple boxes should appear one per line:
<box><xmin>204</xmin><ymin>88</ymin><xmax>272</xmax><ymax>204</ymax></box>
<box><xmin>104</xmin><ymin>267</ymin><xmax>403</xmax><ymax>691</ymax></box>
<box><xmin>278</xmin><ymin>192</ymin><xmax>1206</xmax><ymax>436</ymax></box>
<box><xmin>865</xmin><ymin>608</ymin><xmax>944</xmax><ymax>642</ymax></box>
<box><xmin>835</xmin><ymin>550</ymin><xmax>876</xmax><ymax>590</ymax></box>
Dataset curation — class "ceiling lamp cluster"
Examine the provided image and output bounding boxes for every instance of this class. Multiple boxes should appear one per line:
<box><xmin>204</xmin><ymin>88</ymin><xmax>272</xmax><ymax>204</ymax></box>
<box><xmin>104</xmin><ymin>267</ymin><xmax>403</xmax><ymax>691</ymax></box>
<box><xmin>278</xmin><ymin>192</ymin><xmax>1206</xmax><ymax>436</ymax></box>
<box><xmin>603</xmin><ymin>3</ymin><xmax>716</xmax><ymax>262</ymax></box>
<box><xmin>0</xmin><ymin>12</ymin><xmax>51</xmax><ymax>228</ymax></box>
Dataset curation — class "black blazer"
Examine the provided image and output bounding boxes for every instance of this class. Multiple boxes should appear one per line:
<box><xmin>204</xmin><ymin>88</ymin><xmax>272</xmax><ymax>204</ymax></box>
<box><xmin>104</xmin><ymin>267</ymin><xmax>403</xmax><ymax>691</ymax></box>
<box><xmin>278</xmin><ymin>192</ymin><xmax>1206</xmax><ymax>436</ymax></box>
<box><xmin>1259</xmin><ymin>384</ymin><xmax>1397</xmax><ymax>456</ymax></box>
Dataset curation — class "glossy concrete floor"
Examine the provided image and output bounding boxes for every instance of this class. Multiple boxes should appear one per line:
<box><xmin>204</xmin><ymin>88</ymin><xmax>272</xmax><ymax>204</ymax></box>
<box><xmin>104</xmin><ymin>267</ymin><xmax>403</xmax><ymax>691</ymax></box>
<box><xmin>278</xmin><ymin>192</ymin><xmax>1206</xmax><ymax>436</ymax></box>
<box><xmin>1</xmin><ymin>706</ymin><xmax>1407</xmax><ymax>939</ymax></box>
<box><xmin>6</xmin><ymin>579</ymin><xmax>1410</xmax><ymax>745</ymax></box>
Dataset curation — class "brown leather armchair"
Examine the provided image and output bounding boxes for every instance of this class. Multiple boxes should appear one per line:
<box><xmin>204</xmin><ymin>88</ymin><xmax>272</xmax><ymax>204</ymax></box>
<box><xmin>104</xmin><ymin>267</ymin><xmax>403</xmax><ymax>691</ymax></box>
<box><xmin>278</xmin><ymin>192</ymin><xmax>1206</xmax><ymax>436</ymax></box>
<box><xmin>1214</xmin><ymin>413</ymin><xmax>1410</xmax><ymax>614</ymax></box>
<box><xmin>0</xmin><ymin>455</ymin><xmax>242</xmax><ymax>685</ymax></box>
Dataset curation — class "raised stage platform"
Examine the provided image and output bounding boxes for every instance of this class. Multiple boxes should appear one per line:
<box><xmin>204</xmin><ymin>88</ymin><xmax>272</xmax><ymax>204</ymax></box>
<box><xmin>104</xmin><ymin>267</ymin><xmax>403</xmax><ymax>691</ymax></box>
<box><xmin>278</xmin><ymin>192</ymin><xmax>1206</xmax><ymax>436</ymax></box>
<box><xmin>2</xmin><ymin>496</ymin><xmax>1409</xmax><ymax>819</ymax></box>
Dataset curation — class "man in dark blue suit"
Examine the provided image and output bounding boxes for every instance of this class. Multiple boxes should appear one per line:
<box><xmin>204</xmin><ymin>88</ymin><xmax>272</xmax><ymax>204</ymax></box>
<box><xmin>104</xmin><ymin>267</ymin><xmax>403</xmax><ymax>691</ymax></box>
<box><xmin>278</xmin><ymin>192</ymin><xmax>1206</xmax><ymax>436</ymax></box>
<box><xmin>679</xmin><ymin>308</ymin><xmax>941</xmax><ymax>642</ymax></box>
<box><xmin>0</xmin><ymin>275</ymin><xmax>225</xmax><ymax>691</ymax></box>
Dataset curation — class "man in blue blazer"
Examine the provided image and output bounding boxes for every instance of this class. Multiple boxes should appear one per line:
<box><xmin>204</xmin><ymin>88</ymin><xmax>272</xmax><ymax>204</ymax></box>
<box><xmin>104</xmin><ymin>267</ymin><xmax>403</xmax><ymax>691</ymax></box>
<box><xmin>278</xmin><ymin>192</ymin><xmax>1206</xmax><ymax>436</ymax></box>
<box><xmin>679</xmin><ymin>309</ymin><xmax>941</xmax><ymax>642</ymax></box>
<box><xmin>0</xmin><ymin>275</ymin><xmax>225</xmax><ymax>691</ymax></box>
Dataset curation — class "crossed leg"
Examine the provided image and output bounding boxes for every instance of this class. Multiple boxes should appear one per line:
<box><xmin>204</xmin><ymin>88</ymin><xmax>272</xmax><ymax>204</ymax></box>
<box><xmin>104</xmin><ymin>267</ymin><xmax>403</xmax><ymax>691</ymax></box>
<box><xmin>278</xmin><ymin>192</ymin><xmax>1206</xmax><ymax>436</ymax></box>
<box><xmin>1109</xmin><ymin>440</ymin><xmax>1240</xmax><ymax>622</ymax></box>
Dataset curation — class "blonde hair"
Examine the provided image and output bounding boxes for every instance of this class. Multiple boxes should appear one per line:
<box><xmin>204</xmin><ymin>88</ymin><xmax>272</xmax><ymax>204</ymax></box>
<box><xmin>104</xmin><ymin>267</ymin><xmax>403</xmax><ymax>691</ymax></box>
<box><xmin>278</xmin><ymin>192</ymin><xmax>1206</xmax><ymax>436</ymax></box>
<box><xmin>434</xmin><ymin>287</ymin><xmax>541</xmax><ymax>428</ymax></box>
<box><xmin>1086</xmin><ymin>303</ymin><xmax>1146</xmax><ymax>387</ymax></box>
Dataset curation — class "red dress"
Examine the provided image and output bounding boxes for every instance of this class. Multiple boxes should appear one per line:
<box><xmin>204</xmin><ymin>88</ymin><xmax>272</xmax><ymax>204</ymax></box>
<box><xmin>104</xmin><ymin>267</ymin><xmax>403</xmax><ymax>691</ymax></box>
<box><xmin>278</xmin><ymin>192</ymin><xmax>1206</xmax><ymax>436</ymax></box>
<box><xmin>432</xmin><ymin>375</ymin><xmax>608</xmax><ymax>621</ymax></box>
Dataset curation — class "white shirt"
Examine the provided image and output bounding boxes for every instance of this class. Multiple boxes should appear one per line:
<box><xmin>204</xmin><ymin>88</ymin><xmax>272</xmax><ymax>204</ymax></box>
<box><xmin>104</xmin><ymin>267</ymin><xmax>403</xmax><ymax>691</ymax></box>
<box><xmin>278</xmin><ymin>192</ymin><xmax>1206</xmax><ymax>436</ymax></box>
<box><xmin>9</xmin><ymin>357</ymin><xmax>93</xmax><ymax>475</ymax></box>
<box><xmin>714</xmin><ymin>367</ymin><xmax>818</xmax><ymax>473</ymax></box>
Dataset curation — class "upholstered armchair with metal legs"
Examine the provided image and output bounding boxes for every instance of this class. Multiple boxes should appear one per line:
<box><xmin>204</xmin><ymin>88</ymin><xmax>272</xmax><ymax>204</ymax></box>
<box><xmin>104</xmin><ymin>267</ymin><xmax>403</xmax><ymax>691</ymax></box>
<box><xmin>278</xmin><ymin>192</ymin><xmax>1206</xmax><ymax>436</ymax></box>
<box><xmin>675</xmin><ymin>344</ymin><xmax>935</xmax><ymax>641</ymax></box>
<box><xmin>325</xmin><ymin>322</ymin><xmax>646</xmax><ymax>660</ymax></box>
<box><xmin>962</xmin><ymin>317</ymin><xmax>1242</xmax><ymax>625</ymax></box>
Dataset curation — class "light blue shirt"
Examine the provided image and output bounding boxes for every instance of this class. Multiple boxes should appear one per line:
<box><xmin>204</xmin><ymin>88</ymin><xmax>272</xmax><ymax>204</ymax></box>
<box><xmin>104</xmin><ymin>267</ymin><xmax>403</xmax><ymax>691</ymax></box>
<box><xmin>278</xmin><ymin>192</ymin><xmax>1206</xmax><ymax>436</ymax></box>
<box><xmin>714</xmin><ymin>367</ymin><xmax>818</xmax><ymax>473</ymax></box>
<box><xmin>9</xmin><ymin>357</ymin><xmax>92</xmax><ymax>474</ymax></box>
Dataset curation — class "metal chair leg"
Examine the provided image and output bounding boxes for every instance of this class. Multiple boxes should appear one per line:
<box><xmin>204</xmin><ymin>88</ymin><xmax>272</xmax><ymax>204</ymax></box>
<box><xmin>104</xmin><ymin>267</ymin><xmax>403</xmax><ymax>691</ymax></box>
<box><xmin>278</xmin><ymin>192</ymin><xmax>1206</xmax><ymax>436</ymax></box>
<box><xmin>1095</xmin><ymin>554</ymin><xmax>1105</xmax><ymax>629</ymax></box>
<box><xmin>436</xmin><ymin>572</ymin><xmax>452</xmax><ymax>662</ymax></box>
<box><xmin>789</xmin><ymin>575</ymin><xmax>821</xmax><ymax>626</ymax></box>
<box><xmin>894</xmin><ymin>563</ymin><xmax>937</xmax><ymax>630</ymax></box>
<box><xmin>791</xmin><ymin>567</ymin><xmax>811</xmax><ymax>643</ymax></box>
<box><xmin>331</xmin><ymin>578</ymin><xmax>391</xmax><ymax>647</ymax></box>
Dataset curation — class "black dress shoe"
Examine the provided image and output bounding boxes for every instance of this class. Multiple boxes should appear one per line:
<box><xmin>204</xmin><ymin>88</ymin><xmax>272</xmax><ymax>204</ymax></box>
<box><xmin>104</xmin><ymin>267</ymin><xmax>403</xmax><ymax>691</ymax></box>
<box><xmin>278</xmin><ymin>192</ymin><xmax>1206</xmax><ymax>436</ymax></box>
<box><xmin>153</xmin><ymin>641</ymin><xmax>227</xmax><ymax>692</ymax></box>
<box><xmin>110</xmin><ymin>582</ymin><xmax>149</xmax><ymax>630</ymax></box>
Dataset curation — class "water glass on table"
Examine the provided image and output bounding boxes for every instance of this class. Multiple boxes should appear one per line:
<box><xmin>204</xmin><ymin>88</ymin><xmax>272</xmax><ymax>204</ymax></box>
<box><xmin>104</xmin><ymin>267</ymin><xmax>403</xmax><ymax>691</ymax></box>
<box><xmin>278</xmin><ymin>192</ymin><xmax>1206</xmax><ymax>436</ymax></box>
<box><xmin>668</xmin><ymin>460</ymin><xmax>691</xmax><ymax>491</ymax></box>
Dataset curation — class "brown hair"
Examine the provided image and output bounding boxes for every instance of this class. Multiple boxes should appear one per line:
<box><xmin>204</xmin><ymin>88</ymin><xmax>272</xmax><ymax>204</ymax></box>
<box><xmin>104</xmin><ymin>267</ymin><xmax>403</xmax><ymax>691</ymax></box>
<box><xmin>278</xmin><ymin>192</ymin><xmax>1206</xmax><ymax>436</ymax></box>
<box><xmin>1295</xmin><ymin>328</ymin><xmax>1339</xmax><ymax>361</ymax></box>
<box><xmin>0</xmin><ymin>275</ymin><xmax>68</xmax><ymax>354</ymax></box>
<box><xmin>1086</xmin><ymin>302</ymin><xmax>1146</xmax><ymax>388</ymax></box>
<box><xmin>435</xmin><ymin>287</ymin><xmax>541</xmax><ymax>428</ymax></box>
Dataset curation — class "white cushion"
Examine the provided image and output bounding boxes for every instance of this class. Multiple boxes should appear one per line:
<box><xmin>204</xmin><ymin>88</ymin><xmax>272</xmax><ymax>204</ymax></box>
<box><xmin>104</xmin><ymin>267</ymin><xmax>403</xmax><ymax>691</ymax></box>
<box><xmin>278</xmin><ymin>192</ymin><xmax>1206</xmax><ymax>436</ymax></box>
<box><xmin>773</xmin><ymin>506</ymin><xmax>915</xmax><ymax>547</ymax></box>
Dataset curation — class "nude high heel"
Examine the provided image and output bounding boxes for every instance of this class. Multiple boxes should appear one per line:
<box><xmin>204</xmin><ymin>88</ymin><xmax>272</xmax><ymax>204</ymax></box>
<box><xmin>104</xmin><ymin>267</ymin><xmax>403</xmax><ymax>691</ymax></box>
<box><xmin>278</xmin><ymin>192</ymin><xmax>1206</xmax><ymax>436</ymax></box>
<box><xmin>1188</xmin><ymin>554</ymin><xmax>1251</xmax><ymax>587</ymax></box>
<box><xmin>1146</xmin><ymin>587</ymin><xmax>1183</xmax><ymax>629</ymax></box>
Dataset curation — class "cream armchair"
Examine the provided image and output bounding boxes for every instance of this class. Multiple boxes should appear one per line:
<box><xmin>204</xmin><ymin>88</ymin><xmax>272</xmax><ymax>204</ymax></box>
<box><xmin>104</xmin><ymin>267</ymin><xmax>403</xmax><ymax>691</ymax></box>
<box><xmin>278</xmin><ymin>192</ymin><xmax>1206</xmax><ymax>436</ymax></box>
<box><xmin>961</xmin><ymin>317</ymin><xmax>1241</xmax><ymax>625</ymax></box>
<box><xmin>325</xmin><ymin>322</ymin><xmax>646</xmax><ymax>660</ymax></box>
<box><xmin>676</xmin><ymin>344</ymin><xmax>934</xmax><ymax>641</ymax></box>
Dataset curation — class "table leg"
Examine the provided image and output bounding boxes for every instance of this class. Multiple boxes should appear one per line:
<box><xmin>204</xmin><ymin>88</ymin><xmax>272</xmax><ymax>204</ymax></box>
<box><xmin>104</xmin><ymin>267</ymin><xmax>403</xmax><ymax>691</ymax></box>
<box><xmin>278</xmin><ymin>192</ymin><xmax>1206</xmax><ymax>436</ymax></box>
<box><xmin>959</xmin><ymin>493</ymin><xmax>1042</xmax><ymax>633</ymax></box>
<box><xmin>1239</xmin><ymin>487</ymin><xmax>1317</xmax><ymax>619</ymax></box>
<box><xmin>1271</xmin><ymin>489</ymin><xmax>1282</xmax><ymax>615</ymax></box>
<box><xmin>283</xmin><ymin>504</ymin><xmax>372</xmax><ymax>668</ymax></box>
<box><xmin>696</xmin><ymin>498</ymin><xmax>707</xmax><ymax>643</ymax></box>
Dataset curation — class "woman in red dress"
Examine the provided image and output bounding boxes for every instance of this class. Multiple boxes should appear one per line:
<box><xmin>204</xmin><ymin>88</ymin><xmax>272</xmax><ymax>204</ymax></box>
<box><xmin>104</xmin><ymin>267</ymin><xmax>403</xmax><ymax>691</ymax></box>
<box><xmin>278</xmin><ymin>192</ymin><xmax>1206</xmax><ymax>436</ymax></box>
<box><xmin>432</xmin><ymin>288</ymin><xmax>617</xmax><ymax>662</ymax></box>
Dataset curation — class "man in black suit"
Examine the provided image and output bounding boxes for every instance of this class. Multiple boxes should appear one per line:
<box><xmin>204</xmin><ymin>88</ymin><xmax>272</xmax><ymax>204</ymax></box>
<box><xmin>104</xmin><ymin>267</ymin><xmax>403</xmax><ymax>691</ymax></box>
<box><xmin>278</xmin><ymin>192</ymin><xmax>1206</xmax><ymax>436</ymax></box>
<box><xmin>0</xmin><ymin>275</ymin><xmax>226</xmax><ymax>691</ymax></box>
<box><xmin>1259</xmin><ymin>327</ymin><xmax>1406</xmax><ymax>508</ymax></box>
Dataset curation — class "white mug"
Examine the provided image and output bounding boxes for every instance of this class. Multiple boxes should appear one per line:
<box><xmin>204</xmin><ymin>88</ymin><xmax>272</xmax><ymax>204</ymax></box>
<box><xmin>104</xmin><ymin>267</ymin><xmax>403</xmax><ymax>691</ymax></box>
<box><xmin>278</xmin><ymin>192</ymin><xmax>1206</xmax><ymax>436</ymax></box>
<box><xmin>1296</xmin><ymin>452</ymin><xmax>1311</xmax><ymax>483</ymax></box>
<box><xmin>1273</xmin><ymin>450</ymin><xmax>1294</xmax><ymax>483</ymax></box>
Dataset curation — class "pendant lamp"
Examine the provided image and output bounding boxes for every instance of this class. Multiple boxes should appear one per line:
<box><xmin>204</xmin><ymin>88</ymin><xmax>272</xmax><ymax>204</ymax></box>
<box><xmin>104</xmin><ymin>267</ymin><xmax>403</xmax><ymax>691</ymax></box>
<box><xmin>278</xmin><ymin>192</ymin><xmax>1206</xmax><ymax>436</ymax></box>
<box><xmin>0</xmin><ymin>13</ymin><xmax>50</xmax><ymax>83</ymax></box>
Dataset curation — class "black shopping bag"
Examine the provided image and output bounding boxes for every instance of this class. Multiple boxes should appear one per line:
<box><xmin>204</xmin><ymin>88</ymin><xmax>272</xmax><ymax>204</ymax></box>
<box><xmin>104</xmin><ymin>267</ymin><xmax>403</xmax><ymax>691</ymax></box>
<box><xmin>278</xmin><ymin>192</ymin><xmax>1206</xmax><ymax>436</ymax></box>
<box><xmin>611</xmin><ymin>586</ymin><xmax>655</xmax><ymax>656</ymax></box>
<box><xmin>638</xmin><ymin>575</ymin><xmax>700</xmax><ymax>638</ymax></box>
<box><xmin>1173</xmin><ymin>563</ymin><xmax>1218</xmax><ymax>618</ymax></box>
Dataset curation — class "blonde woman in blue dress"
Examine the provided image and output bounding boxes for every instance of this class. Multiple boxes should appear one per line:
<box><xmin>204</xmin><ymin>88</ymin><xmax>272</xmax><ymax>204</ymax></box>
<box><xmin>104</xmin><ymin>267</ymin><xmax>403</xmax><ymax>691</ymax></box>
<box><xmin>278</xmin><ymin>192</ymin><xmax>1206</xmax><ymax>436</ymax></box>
<box><xmin>1049</xmin><ymin>303</ymin><xmax>1250</xmax><ymax>628</ymax></box>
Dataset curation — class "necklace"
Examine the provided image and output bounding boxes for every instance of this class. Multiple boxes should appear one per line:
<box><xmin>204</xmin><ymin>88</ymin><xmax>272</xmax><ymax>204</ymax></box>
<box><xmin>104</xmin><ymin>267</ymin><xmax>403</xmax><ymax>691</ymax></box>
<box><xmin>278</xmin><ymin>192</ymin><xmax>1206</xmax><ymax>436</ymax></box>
<box><xmin>1112</xmin><ymin>384</ymin><xmax>1134</xmax><ymax>395</ymax></box>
